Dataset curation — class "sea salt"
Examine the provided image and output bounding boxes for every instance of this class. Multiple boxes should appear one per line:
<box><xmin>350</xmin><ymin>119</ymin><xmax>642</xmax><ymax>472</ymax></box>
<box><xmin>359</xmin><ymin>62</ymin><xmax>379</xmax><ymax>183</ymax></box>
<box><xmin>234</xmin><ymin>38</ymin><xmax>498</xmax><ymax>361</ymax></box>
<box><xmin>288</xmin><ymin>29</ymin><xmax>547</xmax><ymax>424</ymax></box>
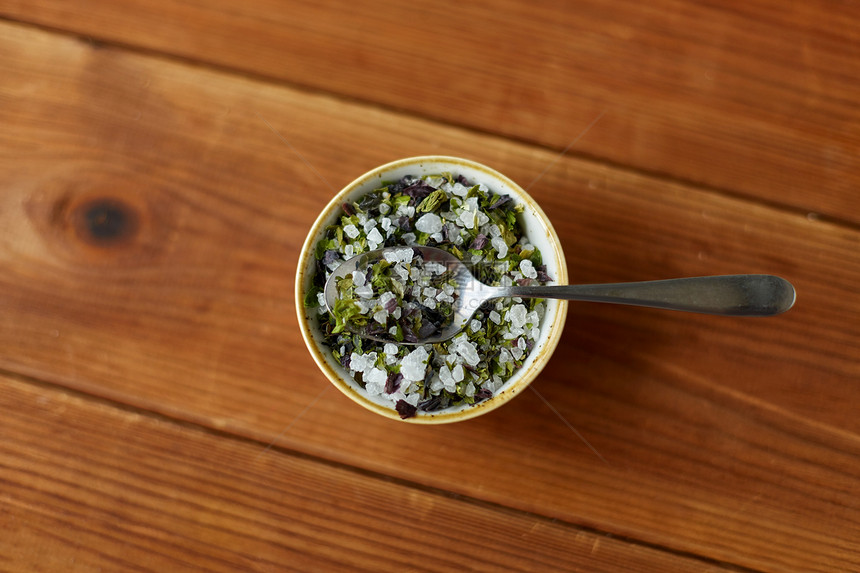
<box><xmin>508</xmin><ymin>304</ymin><xmax>528</xmax><ymax>328</ymax></box>
<box><xmin>415</xmin><ymin>213</ymin><xmax>443</xmax><ymax>234</ymax></box>
<box><xmin>364</xmin><ymin>367</ymin><xmax>388</xmax><ymax>395</ymax></box>
<box><xmin>343</xmin><ymin>224</ymin><xmax>360</xmax><ymax>239</ymax></box>
<box><xmin>451</xmin><ymin>364</ymin><xmax>465</xmax><ymax>383</ymax></box>
<box><xmin>453</xmin><ymin>337</ymin><xmax>480</xmax><ymax>367</ymax></box>
<box><xmin>350</xmin><ymin>352</ymin><xmax>378</xmax><ymax>373</ymax></box>
<box><xmin>355</xmin><ymin>284</ymin><xmax>373</xmax><ymax>298</ymax></box>
<box><xmin>384</xmin><ymin>248</ymin><xmax>414</xmax><ymax>264</ymax></box>
<box><xmin>491</xmin><ymin>236</ymin><xmax>508</xmax><ymax>259</ymax></box>
<box><xmin>424</xmin><ymin>261</ymin><xmax>446</xmax><ymax>275</ymax></box>
<box><xmin>373</xmin><ymin>309</ymin><xmax>388</xmax><ymax>324</ymax></box>
<box><xmin>519</xmin><ymin>259</ymin><xmax>537</xmax><ymax>279</ymax></box>
<box><xmin>352</xmin><ymin>270</ymin><xmax>366</xmax><ymax>287</ymax></box>
<box><xmin>400</xmin><ymin>347</ymin><xmax>430</xmax><ymax>382</ymax></box>
<box><xmin>458</xmin><ymin>209</ymin><xmax>477</xmax><ymax>229</ymax></box>
<box><xmin>438</xmin><ymin>366</ymin><xmax>456</xmax><ymax>391</ymax></box>
<box><xmin>366</xmin><ymin>227</ymin><xmax>384</xmax><ymax>247</ymax></box>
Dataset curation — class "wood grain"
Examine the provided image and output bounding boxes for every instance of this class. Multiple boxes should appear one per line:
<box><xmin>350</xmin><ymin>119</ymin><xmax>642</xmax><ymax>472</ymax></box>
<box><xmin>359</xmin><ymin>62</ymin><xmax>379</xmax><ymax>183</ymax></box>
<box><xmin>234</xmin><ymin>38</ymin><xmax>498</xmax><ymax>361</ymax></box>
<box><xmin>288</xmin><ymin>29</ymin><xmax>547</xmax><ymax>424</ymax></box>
<box><xmin>1</xmin><ymin>0</ymin><xmax>858</xmax><ymax>224</ymax></box>
<box><xmin>2</xmin><ymin>373</ymin><xmax>728</xmax><ymax>572</ymax></box>
<box><xmin>1</xmin><ymin>19</ymin><xmax>859</xmax><ymax>573</ymax></box>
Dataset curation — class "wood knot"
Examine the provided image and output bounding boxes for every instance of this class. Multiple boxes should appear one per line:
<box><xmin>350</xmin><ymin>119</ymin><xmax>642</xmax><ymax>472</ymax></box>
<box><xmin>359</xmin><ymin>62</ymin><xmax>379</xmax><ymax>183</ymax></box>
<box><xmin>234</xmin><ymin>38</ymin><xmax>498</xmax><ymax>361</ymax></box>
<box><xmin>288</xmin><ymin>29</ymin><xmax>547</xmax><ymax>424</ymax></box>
<box><xmin>23</xmin><ymin>170</ymin><xmax>177</xmax><ymax>268</ymax></box>
<box><xmin>71</xmin><ymin>198</ymin><xmax>140</xmax><ymax>246</ymax></box>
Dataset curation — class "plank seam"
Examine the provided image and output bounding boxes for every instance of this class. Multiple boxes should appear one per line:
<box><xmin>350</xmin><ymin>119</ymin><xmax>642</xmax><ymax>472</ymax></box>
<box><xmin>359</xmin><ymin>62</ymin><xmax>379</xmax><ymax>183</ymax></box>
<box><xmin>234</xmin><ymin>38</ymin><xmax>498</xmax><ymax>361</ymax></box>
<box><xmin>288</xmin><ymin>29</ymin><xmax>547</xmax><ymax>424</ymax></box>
<box><xmin>0</xmin><ymin>16</ymin><xmax>857</xmax><ymax>234</ymax></box>
<box><xmin>0</xmin><ymin>366</ymin><xmax>766</xmax><ymax>573</ymax></box>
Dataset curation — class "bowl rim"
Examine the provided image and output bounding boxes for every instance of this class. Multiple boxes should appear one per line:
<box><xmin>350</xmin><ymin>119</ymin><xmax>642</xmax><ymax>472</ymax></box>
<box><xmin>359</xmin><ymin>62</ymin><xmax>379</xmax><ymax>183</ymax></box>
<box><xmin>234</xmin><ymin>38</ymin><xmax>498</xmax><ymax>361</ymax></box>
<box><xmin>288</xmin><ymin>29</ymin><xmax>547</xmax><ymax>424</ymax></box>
<box><xmin>295</xmin><ymin>155</ymin><xmax>568</xmax><ymax>423</ymax></box>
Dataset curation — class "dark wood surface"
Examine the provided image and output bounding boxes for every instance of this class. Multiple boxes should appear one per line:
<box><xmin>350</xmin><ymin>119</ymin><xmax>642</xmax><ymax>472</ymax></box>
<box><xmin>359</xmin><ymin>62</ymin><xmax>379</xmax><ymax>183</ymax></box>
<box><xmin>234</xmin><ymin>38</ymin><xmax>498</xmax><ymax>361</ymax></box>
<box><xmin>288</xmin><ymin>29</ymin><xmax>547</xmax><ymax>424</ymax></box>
<box><xmin>1</xmin><ymin>2</ymin><xmax>859</xmax><ymax>572</ymax></box>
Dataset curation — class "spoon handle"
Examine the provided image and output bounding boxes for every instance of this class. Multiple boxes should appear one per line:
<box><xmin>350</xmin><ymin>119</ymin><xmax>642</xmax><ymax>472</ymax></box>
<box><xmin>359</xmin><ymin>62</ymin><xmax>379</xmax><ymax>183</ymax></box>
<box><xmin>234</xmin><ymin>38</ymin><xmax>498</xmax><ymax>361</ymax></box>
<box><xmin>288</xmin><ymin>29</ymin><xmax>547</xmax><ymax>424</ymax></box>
<box><xmin>501</xmin><ymin>275</ymin><xmax>796</xmax><ymax>316</ymax></box>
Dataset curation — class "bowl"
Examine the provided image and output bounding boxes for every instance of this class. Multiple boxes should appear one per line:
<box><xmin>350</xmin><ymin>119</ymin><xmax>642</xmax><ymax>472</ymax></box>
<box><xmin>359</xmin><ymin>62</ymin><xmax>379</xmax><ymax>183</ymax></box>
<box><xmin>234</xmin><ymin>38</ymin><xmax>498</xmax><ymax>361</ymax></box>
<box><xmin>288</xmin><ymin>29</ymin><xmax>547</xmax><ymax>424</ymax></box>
<box><xmin>296</xmin><ymin>156</ymin><xmax>568</xmax><ymax>423</ymax></box>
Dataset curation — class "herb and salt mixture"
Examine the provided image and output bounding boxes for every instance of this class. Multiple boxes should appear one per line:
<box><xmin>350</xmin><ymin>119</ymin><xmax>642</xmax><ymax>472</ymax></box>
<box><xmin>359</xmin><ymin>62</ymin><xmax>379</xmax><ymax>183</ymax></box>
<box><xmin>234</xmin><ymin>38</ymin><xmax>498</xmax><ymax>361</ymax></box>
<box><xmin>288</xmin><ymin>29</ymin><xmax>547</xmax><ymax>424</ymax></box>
<box><xmin>306</xmin><ymin>173</ymin><xmax>552</xmax><ymax>419</ymax></box>
<box><xmin>329</xmin><ymin>247</ymin><xmax>460</xmax><ymax>343</ymax></box>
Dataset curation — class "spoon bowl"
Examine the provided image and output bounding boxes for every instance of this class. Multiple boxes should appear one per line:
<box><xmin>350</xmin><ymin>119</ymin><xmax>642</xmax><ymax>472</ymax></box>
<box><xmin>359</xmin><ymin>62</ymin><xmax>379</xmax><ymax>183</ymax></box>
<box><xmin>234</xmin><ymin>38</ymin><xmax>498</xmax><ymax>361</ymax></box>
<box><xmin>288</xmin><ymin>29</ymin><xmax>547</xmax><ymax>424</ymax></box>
<box><xmin>326</xmin><ymin>246</ymin><xmax>796</xmax><ymax>344</ymax></box>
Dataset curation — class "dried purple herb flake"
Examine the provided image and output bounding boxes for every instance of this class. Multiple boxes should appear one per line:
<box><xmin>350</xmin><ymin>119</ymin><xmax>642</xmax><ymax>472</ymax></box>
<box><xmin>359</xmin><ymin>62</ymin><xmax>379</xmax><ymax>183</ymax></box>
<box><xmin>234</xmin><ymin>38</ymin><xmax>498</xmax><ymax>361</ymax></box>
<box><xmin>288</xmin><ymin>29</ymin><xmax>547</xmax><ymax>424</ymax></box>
<box><xmin>402</xmin><ymin>181</ymin><xmax>436</xmax><ymax>203</ymax></box>
<box><xmin>385</xmin><ymin>373</ymin><xmax>403</xmax><ymax>394</ymax></box>
<box><xmin>469</xmin><ymin>233</ymin><xmax>488</xmax><ymax>250</ymax></box>
<box><xmin>322</xmin><ymin>250</ymin><xmax>340</xmax><ymax>267</ymax></box>
<box><xmin>488</xmin><ymin>194</ymin><xmax>512</xmax><ymax>210</ymax></box>
<box><xmin>475</xmin><ymin>388</ymin><xmax>494</xmax><ymax>401</ymax></box>
<box><xmin>395</xmin><ymin>400</ymin><xmax>417</xmax><ymax>419</ymax></box>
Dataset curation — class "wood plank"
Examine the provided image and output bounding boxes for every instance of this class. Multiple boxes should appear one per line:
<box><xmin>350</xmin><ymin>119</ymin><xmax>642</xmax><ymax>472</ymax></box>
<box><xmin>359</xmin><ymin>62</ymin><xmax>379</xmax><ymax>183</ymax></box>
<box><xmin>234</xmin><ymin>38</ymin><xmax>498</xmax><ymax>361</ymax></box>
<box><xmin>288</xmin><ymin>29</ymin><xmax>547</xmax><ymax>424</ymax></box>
<box><xmin>1</xmin><ymin>374</ymin><xmax>725</xmax><ymax>572</ymax></box>
<box><xmin>1</xmin><ymin>22</ymin><xmax>859</xmax><ymax>572</ymax></box>
<box><xmin>1</xmin><ymin>0</ymin><xmax>858</xmax><ymax>223</ymax></box>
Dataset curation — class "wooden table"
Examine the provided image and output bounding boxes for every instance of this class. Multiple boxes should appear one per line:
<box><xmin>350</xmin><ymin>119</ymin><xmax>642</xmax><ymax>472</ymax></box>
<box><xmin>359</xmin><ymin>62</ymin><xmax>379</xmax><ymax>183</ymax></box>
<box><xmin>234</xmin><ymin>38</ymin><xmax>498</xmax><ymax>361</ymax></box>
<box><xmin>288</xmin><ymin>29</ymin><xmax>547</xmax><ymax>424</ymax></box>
<box><xmin>1</xmin><ymin>2</ymin><xmax>858</xmax><ymax>571</ymax></box>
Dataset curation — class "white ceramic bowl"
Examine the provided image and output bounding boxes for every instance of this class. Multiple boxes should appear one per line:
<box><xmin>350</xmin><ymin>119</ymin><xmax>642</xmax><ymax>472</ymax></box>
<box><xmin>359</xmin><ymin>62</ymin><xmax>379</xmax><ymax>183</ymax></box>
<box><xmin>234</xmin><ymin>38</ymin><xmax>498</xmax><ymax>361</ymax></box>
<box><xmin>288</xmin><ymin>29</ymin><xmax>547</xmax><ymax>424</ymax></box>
<box><xmin>296</xmin><ymin>156</ymin><xmax>568</xmax><ymax>423</ymax></box>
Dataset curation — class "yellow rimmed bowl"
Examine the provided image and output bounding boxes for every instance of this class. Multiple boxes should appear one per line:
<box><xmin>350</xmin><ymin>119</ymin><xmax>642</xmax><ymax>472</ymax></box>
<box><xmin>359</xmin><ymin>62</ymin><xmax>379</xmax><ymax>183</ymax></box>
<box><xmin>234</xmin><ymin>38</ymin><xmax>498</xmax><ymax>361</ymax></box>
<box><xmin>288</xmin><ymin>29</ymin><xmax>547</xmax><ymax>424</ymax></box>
<box><xmin>296</xmin><ymin>156</ymin><xmax>568</xmax><ymax>423</ymax></box>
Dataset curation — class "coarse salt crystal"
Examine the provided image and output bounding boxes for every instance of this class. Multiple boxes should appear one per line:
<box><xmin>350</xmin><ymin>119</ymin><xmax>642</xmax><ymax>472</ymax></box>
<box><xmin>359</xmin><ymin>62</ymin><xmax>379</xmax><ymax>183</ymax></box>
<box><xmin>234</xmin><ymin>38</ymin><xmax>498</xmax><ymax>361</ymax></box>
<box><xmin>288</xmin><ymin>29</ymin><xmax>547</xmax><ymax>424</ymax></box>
<box><xmin>509</xmin><ymin>304</ymin><xmax>528</xmax><ymax>328</ymax></box>
<box><xmin>438</xmin><ymin>366</ymin><xmax>455</xmax><ymax>391</ymax></box>
<box><xmin>489</xmin><ymin>311</ymin><xmax>501</xmax><ymax>324</ymax></box>
<box><xmin>373</xmin><ymin>309</ymin><xmax>388</xmax><ymax>324</ymax></box>
<box><xmin>451</xmin><ymin>364</ymin><xmax>465</xmax><ymax>383</ymax></box>
<box><xmin>491</xmin><ymin>236</ymin><xmax>508</xmax><ymax>259</ymax></box>
<box><xmin>400</xmin><ymin>347</ymin><xmax>430</xmax><ymax>382</ymax></box>
<box><xmin>384</xmin><ymin>248</ymin><xmax>412</xmax><ymax>264</ymax></box>
<box><xmin>451</xmin><ymin>182</ymin><xmax>470</xmax><ymax>197</ymax></box>
<box><xmin>366</xmin><ymin>227</ymin><xmax>384</xmax><ymax>246</ymax></box>
<box><xmin>469</xmin><ymin>319</ymin><xmax>481</xmax><ymax>332</ymax></box>
<box><xmin>343</xmin><ymin>224</ymin><xmax>360</xmax><ymax>239</ymax></box>
<box><xmin>454</xmin><ymin>338</ymin><xmax>480</xmax><ymax>367</ymax></box>
<box><xmin>364</xmin><ymin>367</ymin><xmax>388</xmax><ymax>395</ymax></box>
<box><xmin>520</xmin><ymin>259</ymin><xmax>537</xmax><ymax>279</ymax></box>
<box><xmin>355</xmin><ymin>284</ymin><xmax>373</xmax><ymax>298</ymax></box>
<box><xmin>415</xmin><ymin>213</ymin><xmax>443</xmax><ymax>234</ymax></box>
<box><xmin>458</xmin><ymin>209</ymin><xmax>477</xmax><ymax>229</ymax></box>
<box><xmin>352</xmin><ymin>270</ymin><xmax>366</xmax><ymax>287</ymax></box>
<box><xmin>350</xmin><ymin>352</ymin><xmax>377</xmax><ymax>373</ymax></box>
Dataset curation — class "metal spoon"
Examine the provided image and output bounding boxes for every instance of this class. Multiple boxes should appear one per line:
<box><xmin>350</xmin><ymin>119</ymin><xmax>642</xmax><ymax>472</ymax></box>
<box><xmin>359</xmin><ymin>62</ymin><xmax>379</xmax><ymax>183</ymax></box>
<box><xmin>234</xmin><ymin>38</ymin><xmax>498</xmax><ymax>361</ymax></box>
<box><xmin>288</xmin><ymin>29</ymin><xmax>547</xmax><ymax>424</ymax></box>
<box><xmin>324</xmin><ymin>246</ymin><xmax>796</xmax><ymax>344</ymax></box>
